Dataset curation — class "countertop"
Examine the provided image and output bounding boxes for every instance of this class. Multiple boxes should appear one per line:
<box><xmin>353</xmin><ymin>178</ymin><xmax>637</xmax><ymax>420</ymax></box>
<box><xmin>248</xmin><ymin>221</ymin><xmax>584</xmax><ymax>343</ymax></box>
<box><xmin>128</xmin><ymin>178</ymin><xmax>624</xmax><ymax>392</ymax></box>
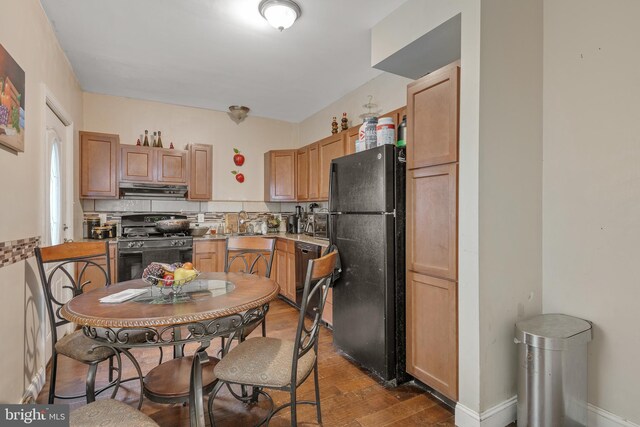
<box><xmin>194</xmin><ymin>232</ymin><xmax>329</xmax><ymax>247</ymax></box>
<box><xmin>78</xmin><ymin>233</ymin><xmax>329</xmax><ymax>248</ymax></box>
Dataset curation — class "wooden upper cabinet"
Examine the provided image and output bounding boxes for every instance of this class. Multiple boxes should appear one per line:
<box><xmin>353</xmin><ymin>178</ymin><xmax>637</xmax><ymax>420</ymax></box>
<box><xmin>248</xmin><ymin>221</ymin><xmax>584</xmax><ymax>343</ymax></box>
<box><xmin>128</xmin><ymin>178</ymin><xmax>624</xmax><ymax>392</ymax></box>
<box><xmin>308</xmin><ymin>143</ymin><xmax>320</xmax><ymax>200</ymax></box>
<box><xmin>407</xmin><ymin>63</ymin><xmax>459</xmax><ymax>169</ymax></box>
<box><xmin>120</xmin><ymin>145</ymin><xmax>155</xmax><ymax>182</ymax></box>
<box><xmin>188</xmin><ymin>144</ymin><xmax>213</xmax><ymax>200</ymax></box>
<box><xmin>318</xmin><ymin>133</ymin><xmax>345</xmax><ymax>200</ymax></box>
<box><xmin>380</xmin><ymin>106</ymin><xmax>407</xmax><ymax>132</ymax></box>
<box><xmin>296</xmin><ymin>147</ymin><xmax>309</xmax><ymax>201</ymax></box>
<box><xmin>156</xmin><ymin>148</ymin><xmax>188</xmax><ymax>184</ymax></box>
<box><xmin>406</xmin><ymin>271</ymin><xmax>458</xmax><ymax>400</ymax></box>
<box><xmin>80</xmin><ymin>131</ymin><xmax>119</xmax><ymax>198</ymax></box>
<box><xmin>345</xmin><ymin>125</ymin><xmax>359</xmax><ymax>155</ymax></box>
<box><xmin>407</xmin><ymin>163</ymin><xmax>458</xmax><ymax>281</ymax></box>
<box><xmin>264</xmin><ymin>150</ymin><xmax>297</xmax><ymax>201</ymax></box>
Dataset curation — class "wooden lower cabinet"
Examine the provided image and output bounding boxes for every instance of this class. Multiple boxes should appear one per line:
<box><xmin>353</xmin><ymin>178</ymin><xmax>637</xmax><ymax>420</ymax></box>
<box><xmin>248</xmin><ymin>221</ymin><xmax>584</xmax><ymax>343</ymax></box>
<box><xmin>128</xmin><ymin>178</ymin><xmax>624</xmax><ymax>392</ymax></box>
<box><xmin>322</xmin><ymin>287</ymin><xmax>333</xmax><ymax>326</ymax></box>
<box><xmin>406</xmin><ymin>271</ymin><xmax>458</xmax><ymax>400</ymax></box>
<box><xmin>193</xmin><ymin>240</ymin><xmax>225</xmax><ymax>273</ymax></box>
<box><xmin>273</xmin><ymin>239</ymin><xmax>295</xmax><ymax>301</ymax></box>
<box><xmin>75</xmin><ymin>243</ymin><xmax>117</xmax><ymax>293</ymax></box>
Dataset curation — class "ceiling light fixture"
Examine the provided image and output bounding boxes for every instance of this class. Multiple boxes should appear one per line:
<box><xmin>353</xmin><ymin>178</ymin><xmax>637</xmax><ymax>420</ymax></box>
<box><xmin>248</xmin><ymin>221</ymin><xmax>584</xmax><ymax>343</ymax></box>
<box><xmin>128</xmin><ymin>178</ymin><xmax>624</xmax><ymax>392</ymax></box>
<box><xmin>259</xmin><ymin>0</ymin><xmax>301</xmax><ymax>31</ymax></box>
<box><xmin>228</xmin><ymin>105</ymin><xmax>250</xmax><ymax>124</ymax></box>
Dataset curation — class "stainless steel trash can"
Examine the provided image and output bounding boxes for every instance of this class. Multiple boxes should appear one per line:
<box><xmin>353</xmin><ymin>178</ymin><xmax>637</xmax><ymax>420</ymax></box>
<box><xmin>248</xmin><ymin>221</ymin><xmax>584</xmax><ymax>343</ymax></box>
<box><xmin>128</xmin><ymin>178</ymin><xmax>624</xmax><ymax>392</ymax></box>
<box><xmin>515</xmin><ymin>314</ymin><xmax>592</xmax><ymax>427</ymax></box>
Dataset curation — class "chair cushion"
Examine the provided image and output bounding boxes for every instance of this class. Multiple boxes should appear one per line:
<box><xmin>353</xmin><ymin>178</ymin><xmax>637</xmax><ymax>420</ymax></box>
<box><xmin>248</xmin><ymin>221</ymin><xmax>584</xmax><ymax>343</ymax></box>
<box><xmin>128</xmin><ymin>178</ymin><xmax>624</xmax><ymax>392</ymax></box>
<box><xmin>70</xmin><ymin>399</ymin><xmax>158</xmax><ymax>427</ymax></box>
<box><xmin>55</xmin><ymin>331</ymin><xmax>114</xmax><ymax>363</ymax></box>
<box><xmin>214</xmin><ymin>337</ymin><xmax>316</xmax><ymax>388</ymax></box>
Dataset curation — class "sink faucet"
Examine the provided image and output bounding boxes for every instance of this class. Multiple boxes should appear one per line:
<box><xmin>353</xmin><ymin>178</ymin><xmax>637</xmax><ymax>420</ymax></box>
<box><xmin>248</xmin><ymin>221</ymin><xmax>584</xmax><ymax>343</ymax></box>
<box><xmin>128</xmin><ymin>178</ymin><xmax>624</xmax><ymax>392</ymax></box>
<box><xmin>238</xmin><ymin>210</ymin><xmax>248</xmax><ymax>234</ymax></box>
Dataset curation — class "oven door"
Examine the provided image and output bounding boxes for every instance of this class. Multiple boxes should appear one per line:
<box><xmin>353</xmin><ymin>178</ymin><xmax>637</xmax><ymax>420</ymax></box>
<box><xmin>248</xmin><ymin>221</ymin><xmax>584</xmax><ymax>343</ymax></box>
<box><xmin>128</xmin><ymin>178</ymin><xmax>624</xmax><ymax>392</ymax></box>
<box><xmin>118</xmin><ymin>248</ymin><xmax>193</xmax><ymax>282</ymax></box>
<box><xmin>118</xmin><ymin>250</ymin><xmax>143</xmax><ymax>282</ymax></box>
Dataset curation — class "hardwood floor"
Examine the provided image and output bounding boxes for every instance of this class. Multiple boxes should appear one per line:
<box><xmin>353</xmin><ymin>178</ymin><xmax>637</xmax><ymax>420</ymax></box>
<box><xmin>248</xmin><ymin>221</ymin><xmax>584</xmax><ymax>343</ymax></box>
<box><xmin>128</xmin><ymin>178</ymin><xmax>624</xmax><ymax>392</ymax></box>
<box><xmin>37</xmin><ymin>298</ymin><xmax>454</xmax><ymax>426</ymax></box>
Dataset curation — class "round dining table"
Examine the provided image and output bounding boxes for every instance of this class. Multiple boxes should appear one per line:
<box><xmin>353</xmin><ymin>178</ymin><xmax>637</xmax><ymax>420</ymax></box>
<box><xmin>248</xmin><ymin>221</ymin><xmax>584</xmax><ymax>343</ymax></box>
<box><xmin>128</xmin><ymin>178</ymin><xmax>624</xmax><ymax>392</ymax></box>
<box><xmin>61</xmin><ymin>272</ymin><xmax>280</xmax><ymax>427</ymax></box>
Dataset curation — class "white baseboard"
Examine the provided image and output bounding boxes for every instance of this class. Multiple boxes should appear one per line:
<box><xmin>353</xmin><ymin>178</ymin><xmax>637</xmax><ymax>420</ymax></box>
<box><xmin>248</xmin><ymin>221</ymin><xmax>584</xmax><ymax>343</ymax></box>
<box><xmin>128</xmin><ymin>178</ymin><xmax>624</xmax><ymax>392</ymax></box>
<box><xmin>21</xmin><ymin>366</ymin><xmax>46</xmax><ymax>404</ymax></box>
<box><xmin>455</xmin><ymin>396</ymin><xmax>517</xmax><ymax>427</ymax></box>
<box><xmin>455</xmin><ymin>397</ymin><xmax>640</xmax><ymax>427</ymax></box>
<box><xmin>588</xmin><ymin>404</ymin><xmax>640</xmax><ymax>427</ymax></box>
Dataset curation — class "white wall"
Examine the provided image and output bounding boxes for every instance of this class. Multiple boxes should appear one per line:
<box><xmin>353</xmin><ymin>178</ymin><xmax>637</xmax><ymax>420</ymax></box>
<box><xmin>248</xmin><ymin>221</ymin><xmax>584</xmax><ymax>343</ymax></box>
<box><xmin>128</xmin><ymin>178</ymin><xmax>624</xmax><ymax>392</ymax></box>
<box><xmin>543</xmin><ymin>0</ymin><xmax>640</xmax><ymax>422</ymax></box>
<box><xmin>478</xmin><ymin>0</ymin><xmax>543</xmax><ymax>410</ymax></box>
<box><xmin>82</xmin><ymin>93</ymin><xmax>297</xmax><ymax>202</ymax></box>
<box><xmin>297</xmin><ymin>72</ymin><xmax>411</xmax><ymax>146</ymax></box>
<box><xmin>0</xmin><ymin>0</ymin><xmax>83</xmax><ymax>403</ymax></box>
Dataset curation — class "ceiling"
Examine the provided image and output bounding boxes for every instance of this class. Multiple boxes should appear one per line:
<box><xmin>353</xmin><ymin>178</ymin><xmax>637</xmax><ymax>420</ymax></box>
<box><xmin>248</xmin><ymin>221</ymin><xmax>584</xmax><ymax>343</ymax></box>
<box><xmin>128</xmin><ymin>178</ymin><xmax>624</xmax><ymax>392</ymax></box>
<box><xmin>40</xmin><ymin>0</ymin><xmax>408</xmax><ymax>123</ymax></box>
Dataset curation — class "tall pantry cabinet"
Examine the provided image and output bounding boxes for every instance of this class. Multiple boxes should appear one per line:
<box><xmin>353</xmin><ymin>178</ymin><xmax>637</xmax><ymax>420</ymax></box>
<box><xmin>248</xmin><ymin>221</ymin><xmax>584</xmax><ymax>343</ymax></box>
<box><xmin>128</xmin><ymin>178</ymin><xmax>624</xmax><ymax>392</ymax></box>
<box><xmin>406</xmin><ymin>62</ymin><xmax>460</xmax><ymax>401</ymax></box>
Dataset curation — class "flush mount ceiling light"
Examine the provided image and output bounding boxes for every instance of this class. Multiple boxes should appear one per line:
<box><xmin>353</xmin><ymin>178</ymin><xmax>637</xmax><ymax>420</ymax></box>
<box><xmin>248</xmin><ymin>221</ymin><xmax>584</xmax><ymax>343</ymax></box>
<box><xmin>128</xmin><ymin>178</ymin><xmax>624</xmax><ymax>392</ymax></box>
<box><xmin>228</xmin><ymin>105</ymin><xmax>250</xmax><ymax>124</ymax></box>
<box><xmin>259</xmin><ymin>0</ymin><xmax>301</xmax><ymax>31</ymax></box>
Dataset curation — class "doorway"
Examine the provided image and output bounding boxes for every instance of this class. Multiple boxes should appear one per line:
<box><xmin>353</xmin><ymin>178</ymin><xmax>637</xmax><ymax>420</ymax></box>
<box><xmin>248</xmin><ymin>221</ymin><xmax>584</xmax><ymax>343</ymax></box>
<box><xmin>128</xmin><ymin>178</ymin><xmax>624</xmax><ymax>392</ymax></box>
<box><xmin>43</xmin><ymin>91</ymin><xmax>74</xmax><ymax>362</ymax></box>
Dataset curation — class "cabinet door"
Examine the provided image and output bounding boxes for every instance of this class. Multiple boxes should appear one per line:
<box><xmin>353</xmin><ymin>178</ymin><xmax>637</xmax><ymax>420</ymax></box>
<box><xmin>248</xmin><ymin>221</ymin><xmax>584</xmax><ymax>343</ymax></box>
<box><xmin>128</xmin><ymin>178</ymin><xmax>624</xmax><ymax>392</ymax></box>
<box><xmin>80</xmin><ymin>132</ymin><xmax>119</xmax><ymax>198</ymax></box>
<box><xmin>121</xmin><ymin>145</ymin><xmax>155</xmax><ymax>182</ymax></box>
<box><xmin>109</xmin><ymin>244</ymin><xmax>117</xmax><ymax>283</ymax></box>
<box><xmin>286</xmin><ymin>251</ymin><xmax>296</xmax><ymax>301</ymax></box>
<box><xmin>319</xmin><ymin>134</ymin><xmax>345</xmax><ymax>200</ymax></box>
<box><xmin>296</xmin><ymin>148</ymin><xmax>309</xmax><ymax>201</ymax></box>
<box><xmin>407</xmin><ymin>63</ymin><xmax>459</xmax><ymax>169</ymax></box>
<box><xmin>308</xmin><ymin>143</ymin><xmax>320</xmax><ymax>200</ymax></box>
<box><xmin>345</xmin><ymin>126</ymin><xmax>359</xmax><ymax>155</ymax></box>
<box><xmin>276</xmin><ymin>249</ymin><xmax>288</xmax><ymax>298</ymax></box>
<box><xmin>322</xmin><ymin>287</ymin><xmax>333</xmax><ymax>326</ymax></box>
<box><xmin>407</xmin><ymin>164</ymin><xmax>458</xmax><ymax>281</ymax></box>
<box><xmin>193</xmin><ymin>240</ymin><xmax>224</xmax><ymax>272</ymax></box>
<box><xmin>189</xmin><ymin>144</ymin><xmax>213</xmax><ymax>200</ymax></box>
<box><xmin>264</xmin><ymin>150</ymin><xmax>297</xmax><ymax>201</ymax></box>
<box><xmin>75</xmin><ymin>256</ymin><xmax>109</xmax><ymax>294</ymax></box>
<box><xmin>406</xmin><ymin>271</ymin><xmax>458</xmax><ymax>400</ymax></box>
<box><xmin>156</xmin><ymin>148</ymin><xmax>188</xmax><ymax>184</ymax></box>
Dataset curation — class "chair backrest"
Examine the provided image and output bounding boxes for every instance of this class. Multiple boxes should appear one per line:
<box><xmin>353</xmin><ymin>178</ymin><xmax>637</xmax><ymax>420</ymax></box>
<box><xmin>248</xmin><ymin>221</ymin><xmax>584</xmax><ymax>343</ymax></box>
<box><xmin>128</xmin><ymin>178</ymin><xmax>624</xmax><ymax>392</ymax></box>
<box><xmin>35</xmin><ymin>241</ymin><xmax>110</xmax><ymax>342</ymax></box>
<box><xmin>291</xmin><ymin>249</ymin><xmax>339</xmax><ymax>383</ymax></box>
<box><xmin>224</xmin><ymin>237</ymin><xmax>275</xmax><ymax>277</ymax></box>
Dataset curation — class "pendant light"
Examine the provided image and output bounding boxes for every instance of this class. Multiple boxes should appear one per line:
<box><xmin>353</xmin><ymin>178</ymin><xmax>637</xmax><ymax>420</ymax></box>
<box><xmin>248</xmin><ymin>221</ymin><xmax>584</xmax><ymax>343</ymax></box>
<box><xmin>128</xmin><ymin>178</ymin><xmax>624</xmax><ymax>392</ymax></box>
<box><xmin>259</xmin><ymin>0</ymin><xmax>301</xmax><ymax>31</ymax></box>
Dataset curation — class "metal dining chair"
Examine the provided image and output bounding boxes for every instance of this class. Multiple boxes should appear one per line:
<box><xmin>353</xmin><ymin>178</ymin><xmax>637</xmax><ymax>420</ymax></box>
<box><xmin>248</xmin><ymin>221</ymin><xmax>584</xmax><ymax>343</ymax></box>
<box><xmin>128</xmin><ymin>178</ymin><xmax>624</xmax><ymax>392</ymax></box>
<box><xmin>223</xmin><ymin>236</ymin><xmax>276</xmax><ymax>341</ymax></box>
<box><xmin>70</xmin><ymin>399</ymin><xmax>159</xmax><ymax>427</ymax></box>
<box><xmin>208</xmin><ymin>249</ymin><xmax>339</xmax><ymax>426</ymax></box>
<box><xmin>35</xmin><ymin>241</ymin><xmax>119</xmax><ymax>404</ymax></box>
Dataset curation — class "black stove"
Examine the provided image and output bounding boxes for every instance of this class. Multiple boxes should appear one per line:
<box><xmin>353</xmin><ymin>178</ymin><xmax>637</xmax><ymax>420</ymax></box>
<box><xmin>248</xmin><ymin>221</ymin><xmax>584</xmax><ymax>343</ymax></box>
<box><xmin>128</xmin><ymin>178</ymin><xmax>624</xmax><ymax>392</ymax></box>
<box><xmin>118</xmin><ymin>214</ymin><xmax>194</xmax><ymax>282</ymax></box>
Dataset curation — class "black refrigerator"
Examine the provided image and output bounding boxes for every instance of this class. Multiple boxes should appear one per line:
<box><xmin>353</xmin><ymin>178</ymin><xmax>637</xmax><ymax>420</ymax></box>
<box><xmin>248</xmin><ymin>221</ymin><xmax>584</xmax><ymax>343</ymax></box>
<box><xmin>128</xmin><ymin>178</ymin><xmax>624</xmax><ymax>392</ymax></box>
<box><xmin>329</xmin><ymin>144</ymin><xmax>407</xmax><ymax>384</ymax></box>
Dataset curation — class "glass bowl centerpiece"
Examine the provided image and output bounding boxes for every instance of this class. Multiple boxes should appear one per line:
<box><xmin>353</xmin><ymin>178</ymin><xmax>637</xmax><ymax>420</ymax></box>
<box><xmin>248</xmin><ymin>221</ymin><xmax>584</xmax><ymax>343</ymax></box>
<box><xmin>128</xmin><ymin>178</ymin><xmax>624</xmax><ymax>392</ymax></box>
<box><xmin>142</xmin><ymin>262</ymin><xmax>200</xmax><ymax>295</ymax></box>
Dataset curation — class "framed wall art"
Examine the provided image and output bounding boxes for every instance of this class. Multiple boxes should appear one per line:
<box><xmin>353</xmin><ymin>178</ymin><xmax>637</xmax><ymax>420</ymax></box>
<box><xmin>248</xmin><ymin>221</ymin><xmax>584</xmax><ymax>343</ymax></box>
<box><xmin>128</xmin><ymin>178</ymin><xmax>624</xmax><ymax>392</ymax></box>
<box><xmin>0</xmin><ymin>43</ymin><xmax>25</xmax><ymax>152</ymax></box>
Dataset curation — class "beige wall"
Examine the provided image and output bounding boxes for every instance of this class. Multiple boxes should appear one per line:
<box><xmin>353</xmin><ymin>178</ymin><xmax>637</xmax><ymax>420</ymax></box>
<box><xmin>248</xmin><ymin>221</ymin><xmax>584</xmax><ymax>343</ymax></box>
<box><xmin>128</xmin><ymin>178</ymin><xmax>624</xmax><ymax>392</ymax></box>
<box><xmin>82</xmin><ymin>93</ymin><xmax>297</xmax><ymax>202</ymax></box>
<box><xmin>478</xmin><ymin>0</ymin><xmax>543</xmax><ymax>411</ymax></box>
<box><xmin>543</xmin><ymin>0</ymin><xmax>640</xmax><ymax>422</ymax></box>
<box><xmin>0</xmin><ymin>0</ymin><xmax>83</xmax><ymax>403</ymax></box>
<box><xmin>297</xmin><ymin>72</ymin><xmax>411</xmax><ymax>146</ymax></box>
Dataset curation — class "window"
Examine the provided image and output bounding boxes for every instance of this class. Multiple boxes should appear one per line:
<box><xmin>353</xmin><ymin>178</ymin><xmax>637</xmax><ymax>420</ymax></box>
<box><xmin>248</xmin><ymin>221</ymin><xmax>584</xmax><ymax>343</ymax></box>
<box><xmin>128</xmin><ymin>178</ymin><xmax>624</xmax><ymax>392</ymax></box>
<box><xmin>49</xmin><ymin>140</ymin><xmax>61</xmax><ymax>245</ymax></box>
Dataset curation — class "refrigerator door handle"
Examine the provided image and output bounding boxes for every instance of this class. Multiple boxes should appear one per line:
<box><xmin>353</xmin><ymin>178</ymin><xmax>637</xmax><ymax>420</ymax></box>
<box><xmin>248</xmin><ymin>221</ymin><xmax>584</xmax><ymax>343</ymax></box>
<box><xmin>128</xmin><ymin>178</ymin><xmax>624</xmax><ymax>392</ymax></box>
<box><xmin>328</xmin><ymin>162</ymin><xmax>336</xmax><ymax>213</ymax></box>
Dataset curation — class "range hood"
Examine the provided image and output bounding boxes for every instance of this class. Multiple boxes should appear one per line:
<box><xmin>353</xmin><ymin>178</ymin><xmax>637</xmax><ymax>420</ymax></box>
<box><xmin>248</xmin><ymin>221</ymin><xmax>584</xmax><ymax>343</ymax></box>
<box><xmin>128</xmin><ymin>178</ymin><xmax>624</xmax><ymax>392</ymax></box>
<box><xmin>119</xmin><ymin>183</ymin><xmax>188</xmax><ymax>200</ymax></box>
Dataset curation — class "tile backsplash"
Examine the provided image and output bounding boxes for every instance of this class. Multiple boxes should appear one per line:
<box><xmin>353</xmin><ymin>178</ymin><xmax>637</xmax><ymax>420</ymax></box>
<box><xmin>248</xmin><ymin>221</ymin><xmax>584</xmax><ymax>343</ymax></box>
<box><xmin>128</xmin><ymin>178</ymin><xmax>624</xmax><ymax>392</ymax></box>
<box><xmin>82</xmin><ymin>199</ymin><xmax>327</xmax><ymax>214</ymax></box>
<box><xmin>81</xmin><ymin>199</ymin><xmax>327</xmax><ymax>237</ymax></box>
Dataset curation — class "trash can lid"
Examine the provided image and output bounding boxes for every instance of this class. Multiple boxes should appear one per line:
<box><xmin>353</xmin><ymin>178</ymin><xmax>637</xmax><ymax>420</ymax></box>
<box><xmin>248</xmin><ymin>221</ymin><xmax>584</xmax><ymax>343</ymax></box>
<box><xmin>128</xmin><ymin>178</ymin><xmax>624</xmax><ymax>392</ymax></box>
<box><xmin>515</xmin><ymin>314</ymin><xmax>592</xmax><ymax>350</ymax></box>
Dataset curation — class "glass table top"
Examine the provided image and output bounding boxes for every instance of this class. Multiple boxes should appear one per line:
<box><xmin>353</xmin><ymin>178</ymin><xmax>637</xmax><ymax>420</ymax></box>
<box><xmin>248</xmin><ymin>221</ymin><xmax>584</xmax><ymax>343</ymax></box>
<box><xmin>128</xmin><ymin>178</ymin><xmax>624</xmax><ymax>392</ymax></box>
<box><xmin>133</xmin><ymin>279</ymin><xmax>236</xmax><ymax>305</ymax></box>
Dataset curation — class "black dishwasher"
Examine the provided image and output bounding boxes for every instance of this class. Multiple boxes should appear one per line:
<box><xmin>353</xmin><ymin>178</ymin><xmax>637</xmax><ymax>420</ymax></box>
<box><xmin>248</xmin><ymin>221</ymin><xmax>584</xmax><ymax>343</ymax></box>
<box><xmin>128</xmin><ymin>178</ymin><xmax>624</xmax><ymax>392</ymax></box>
<box><xmin>295</xmin><ymin>242</ymin><xmax>321</xmax><ymax>313</ymax></box>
